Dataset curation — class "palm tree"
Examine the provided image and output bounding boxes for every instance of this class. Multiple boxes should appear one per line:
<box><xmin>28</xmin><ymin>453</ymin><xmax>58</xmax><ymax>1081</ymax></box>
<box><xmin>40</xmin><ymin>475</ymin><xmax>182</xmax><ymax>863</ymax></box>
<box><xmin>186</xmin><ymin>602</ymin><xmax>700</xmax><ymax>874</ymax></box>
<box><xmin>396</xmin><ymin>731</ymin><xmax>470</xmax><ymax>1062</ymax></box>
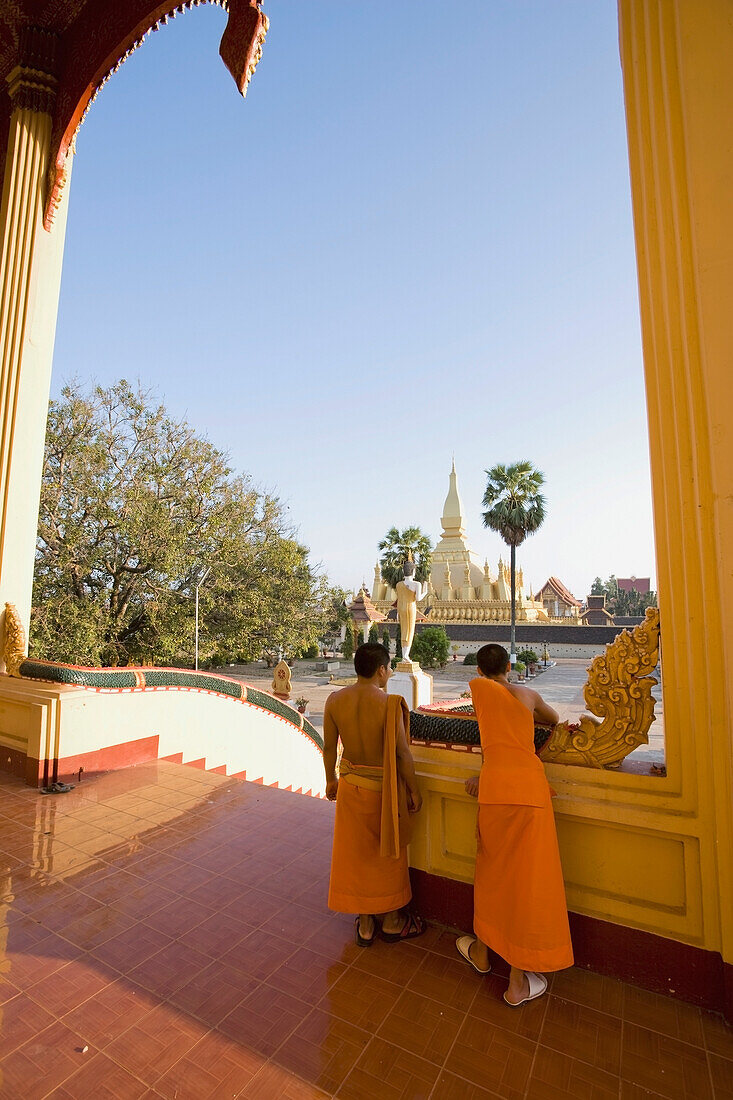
<box><xmin>481</xmin><ymin>461</ymin><xmax>546</xmax><ymax>665</ymax></box>
<box><xmin>378</xmin><ymin>526</ymin><xmax>433</xmax><ymax>590</ymax></box>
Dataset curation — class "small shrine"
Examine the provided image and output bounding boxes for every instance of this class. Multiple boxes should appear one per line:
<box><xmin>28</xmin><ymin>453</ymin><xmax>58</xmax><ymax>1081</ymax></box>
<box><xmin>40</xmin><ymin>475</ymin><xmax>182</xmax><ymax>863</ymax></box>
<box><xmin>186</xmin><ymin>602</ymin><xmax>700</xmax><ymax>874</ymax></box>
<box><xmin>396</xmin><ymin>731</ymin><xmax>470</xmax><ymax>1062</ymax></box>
<box><xmin>347</xmin><ymin>586</ymin><xmax>386</xmax><ymax>634</ymax></box>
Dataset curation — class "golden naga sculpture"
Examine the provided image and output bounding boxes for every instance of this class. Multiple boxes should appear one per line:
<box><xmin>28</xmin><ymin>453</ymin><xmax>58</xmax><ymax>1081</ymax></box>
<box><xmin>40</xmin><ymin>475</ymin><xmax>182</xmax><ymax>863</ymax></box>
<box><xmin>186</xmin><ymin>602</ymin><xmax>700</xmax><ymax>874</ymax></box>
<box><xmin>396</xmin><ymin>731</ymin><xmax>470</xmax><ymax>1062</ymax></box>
<box><xmin>539</xmin><ymin>607</ymin><xmax>660</xmax><ymax>769</ymax></box>
<box><xmin>3</xmin><ymin>602</ymin><xmax>27</xmax><ymax>677</ymax></box>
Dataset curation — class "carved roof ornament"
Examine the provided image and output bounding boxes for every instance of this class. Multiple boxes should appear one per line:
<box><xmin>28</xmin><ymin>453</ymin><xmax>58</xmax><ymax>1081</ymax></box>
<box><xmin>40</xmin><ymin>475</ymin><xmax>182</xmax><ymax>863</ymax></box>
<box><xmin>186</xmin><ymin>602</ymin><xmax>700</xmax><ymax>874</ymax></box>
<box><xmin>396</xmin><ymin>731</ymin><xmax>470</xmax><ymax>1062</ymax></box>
<box><xmin>3</xmin><ymin>602</ymin><xmax>27</xmax><ymax>677</ymax></box>
<box><xmin>39</xmin><ymin>0</ymin><xmax>269</xmax><ymax>229</ymax></box>
<box><xmin>539</xmin><ymin>606</ymin><xmax>661</xmax><ymax>769</ymax></box>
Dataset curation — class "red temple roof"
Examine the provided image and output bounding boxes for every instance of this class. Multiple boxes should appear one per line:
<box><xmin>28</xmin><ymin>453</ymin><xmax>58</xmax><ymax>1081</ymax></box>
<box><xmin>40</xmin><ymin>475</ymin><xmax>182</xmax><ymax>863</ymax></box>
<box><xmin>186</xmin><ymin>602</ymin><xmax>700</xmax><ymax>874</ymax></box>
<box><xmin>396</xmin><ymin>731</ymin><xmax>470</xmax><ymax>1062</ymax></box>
<box><xmin>536</xmin><ymin>576</ymin><xmax>582</xmax><ymax>608</ymax></box>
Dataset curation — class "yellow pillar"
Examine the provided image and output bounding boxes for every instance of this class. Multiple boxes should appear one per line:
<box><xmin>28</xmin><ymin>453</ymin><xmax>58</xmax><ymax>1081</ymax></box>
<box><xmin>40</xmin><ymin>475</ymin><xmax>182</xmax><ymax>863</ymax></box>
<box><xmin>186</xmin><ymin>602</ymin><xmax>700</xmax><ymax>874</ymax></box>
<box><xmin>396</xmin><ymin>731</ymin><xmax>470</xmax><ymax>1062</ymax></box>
<box><xmin>618</xmin><ymin>0</ymin><xmax>733</xmax><ymax>971</ymax></box>
<box><xmin>0</xmin><ymin>33</ymin><xmax>72</xmax><ymax>656</ymax></box>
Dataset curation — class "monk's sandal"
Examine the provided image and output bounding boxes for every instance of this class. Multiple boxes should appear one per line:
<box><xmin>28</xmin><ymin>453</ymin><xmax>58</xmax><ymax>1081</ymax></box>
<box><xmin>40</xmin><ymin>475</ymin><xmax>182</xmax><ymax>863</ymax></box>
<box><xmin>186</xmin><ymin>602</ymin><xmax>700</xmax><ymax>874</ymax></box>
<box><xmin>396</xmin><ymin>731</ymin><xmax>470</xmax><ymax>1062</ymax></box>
<box><xmin>380</xmin><ymin>911</ymin><xmax>426</xmax><ymax>942</ymax></box>
<box><xmin>354</xmin><ymin>917</ymin><xmax>377</xmax><ymax>947</ymax></box>
<box><xmin>503</xmin><ymin>971</ymin><xmax>548</xmax><ymax>1006</ymax></box>
<box><xmin>456</xmin><ymin>935</ymin><xmax>492</xmax><ymax>974</ymax></box>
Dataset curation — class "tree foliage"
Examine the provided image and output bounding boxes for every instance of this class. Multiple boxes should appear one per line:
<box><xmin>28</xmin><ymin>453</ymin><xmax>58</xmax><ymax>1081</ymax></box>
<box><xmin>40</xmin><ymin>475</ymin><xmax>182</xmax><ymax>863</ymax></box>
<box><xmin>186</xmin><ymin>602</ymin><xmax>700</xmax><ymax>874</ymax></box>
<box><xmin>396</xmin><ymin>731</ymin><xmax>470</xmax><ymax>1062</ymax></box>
<box><xmin>590</xmin><ymin>575</ymin><xmax>657</xmax><ymax>617</ymax></box>
<box><xmin>410</xmin><ymin>626</ymin><xmax>450</xmax><ymax>669</ymax></box>
<box><xmin>482</xmin><ymin>461</ymin><xmax>546</xmax><ymax>663</ymax></box>
<box><xmin>378</xmin><ymin>526</ymin><xmax>433</xmax><ymax>589</ymax></box>
<box><xmin>32</xmin><ymin>381</ymin><xmax>339</xmax><ymax>667</ymax></box>
<box><xmin>341</xmin><ymin>623</ymin><xmax>354</xmax><ymax>660</ymax></box>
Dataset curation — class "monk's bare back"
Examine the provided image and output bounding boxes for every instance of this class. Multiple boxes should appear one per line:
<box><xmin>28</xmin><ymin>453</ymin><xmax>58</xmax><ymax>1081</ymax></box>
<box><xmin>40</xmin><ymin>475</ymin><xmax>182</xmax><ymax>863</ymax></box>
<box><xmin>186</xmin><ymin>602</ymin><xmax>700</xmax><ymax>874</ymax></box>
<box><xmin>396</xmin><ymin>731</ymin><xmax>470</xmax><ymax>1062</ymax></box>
<box><xmin>324</xmin><ymin>683</ymin><xmax>393</xmax><ymax>766</ymax></box>
<box><xmin>323</xmin><ymin>680</ymin><xmax>421</xmax><ymax>811</ymax></box>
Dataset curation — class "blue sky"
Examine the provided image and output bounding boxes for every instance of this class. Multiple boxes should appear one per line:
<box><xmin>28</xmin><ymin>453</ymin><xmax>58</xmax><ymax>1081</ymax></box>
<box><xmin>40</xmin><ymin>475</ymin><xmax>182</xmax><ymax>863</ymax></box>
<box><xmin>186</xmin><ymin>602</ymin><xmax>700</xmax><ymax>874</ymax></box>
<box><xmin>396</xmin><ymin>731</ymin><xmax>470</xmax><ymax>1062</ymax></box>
<box><xmin>52</xmin><ymin>0</ymin><xmax>655</xmax><ymax>598</ymax></box>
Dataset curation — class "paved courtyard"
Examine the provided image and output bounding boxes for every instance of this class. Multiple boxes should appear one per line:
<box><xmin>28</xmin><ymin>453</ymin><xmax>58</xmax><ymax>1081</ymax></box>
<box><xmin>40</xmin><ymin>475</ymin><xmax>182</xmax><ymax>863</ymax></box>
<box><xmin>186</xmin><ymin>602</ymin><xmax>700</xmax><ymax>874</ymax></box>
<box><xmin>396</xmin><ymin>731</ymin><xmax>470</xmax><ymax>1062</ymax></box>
<box><xmin>0</xmin><ymin>762</ymin><xmax>729</xmax><ymax>1099</ymax></box>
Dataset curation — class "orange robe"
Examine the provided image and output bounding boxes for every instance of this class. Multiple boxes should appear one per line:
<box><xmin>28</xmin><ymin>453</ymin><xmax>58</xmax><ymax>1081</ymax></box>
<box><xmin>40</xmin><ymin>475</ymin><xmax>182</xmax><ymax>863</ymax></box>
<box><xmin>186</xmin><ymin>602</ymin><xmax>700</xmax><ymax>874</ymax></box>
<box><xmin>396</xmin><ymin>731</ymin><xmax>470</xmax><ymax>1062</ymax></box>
<box><xmin>469</xmin><ymin>677</ymin><xmax>573</xmax><ymax>972</ymax></box>
<box><xmin>328</xmin><ymin>695</ymin><xmax>412</xmax><ymax>914</ymax></box>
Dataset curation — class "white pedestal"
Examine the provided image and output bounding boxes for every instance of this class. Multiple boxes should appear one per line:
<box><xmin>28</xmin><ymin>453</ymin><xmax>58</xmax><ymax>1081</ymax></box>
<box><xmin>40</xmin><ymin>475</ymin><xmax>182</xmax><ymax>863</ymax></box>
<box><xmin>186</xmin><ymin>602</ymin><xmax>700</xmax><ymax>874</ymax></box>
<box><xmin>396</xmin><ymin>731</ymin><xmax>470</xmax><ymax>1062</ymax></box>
<box><xmin>388</xmin><ymin>660</ymin><xmax>433</xmax><ymax>711</ymax></box>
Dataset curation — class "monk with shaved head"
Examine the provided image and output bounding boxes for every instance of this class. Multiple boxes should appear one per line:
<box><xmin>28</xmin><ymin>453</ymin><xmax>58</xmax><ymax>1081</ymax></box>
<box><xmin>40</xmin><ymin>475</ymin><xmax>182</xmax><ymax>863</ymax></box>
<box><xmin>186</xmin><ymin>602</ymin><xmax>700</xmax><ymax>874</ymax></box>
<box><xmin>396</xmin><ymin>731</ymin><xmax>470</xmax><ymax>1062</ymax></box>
<box><xmin>324</xmin><ymin>643</ymin><xmax>425</xmax><ymax>945</ymax></box>
<box><xmin>456</xmin><ymin>643</ymin><xmax>573</xmax><ymax>1005</ymax></box>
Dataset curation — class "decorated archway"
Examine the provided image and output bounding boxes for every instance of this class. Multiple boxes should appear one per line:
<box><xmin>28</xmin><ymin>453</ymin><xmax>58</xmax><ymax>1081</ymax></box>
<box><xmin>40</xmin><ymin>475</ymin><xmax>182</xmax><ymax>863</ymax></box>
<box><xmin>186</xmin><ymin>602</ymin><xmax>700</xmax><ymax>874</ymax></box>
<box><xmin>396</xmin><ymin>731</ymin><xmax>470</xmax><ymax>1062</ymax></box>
<box><xmin>0</xmin><ymin>0</ymin><xmax>731</xmax><ymax>1014</ymax></box>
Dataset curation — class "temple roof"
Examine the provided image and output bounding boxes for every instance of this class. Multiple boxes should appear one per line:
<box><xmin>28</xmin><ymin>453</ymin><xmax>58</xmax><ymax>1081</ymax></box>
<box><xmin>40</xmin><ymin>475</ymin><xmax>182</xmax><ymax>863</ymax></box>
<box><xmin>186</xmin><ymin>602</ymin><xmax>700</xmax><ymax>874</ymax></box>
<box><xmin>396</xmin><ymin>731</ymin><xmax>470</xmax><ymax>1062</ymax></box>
<box><xmin>536</xmin><ymin>576</ymin><xmax>582</xmax><ymax>607</ymax></box>
<box><xmin>348</xmin><ymin>587</ymin><xmax>386</xmax><ymax>624</ymax></box>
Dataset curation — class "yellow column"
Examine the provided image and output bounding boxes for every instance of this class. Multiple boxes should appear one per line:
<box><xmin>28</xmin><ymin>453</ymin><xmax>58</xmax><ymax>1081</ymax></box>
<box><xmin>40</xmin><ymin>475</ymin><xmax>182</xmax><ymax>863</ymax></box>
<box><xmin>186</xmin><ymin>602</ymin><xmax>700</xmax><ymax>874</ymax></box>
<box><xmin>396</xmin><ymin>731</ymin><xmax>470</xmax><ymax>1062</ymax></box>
<box><xmin>618</xmin><ymin>0</ymin><xmax>733</xmax><ymax>968</ymax></box>
<box><xmin>0</xmin><ymin>36</ymin><xmax>72</xmax><ymax>656</ymax></box>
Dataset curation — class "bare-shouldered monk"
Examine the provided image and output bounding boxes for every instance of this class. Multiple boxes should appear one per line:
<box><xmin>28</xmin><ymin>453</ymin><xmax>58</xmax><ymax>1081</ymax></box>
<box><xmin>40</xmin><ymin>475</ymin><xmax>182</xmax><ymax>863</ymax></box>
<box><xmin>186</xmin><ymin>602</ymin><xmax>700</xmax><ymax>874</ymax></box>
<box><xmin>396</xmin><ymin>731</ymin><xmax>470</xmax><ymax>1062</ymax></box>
<box><xmin>324</xmin><ymin>642</ymin><xmax>425</xmax><ymax>946</ymax></box>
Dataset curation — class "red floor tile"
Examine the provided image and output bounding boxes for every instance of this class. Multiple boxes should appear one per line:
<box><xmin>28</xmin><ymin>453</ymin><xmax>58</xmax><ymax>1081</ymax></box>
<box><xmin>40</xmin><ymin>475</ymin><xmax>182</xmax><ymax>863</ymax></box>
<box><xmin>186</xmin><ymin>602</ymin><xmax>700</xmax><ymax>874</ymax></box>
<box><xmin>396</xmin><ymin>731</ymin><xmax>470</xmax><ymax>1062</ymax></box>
<box><xmin>550</xmin><ymin>965</ymin><xmax>625</xmax><ymax>1017</ymax></box>
<box><xmin>351</xmin><ymin>938</ymin><xmax>426</xmax><ymax>989</ymax></box>
<box><xmin>407</xmin><ymin>945</ymin><xmax>484</xmax><ymax>1013</ymax></box>
<box><xmin>273</xmin><ymin>1006</ymin><xmax>372</xmax><ymax>1094</ymax></box>
<box><xmin>266</xmin><ymin>945</ymin><xmax>348</xmax><ymax>1006</ymax></box>
<box><xmin>526</xmin><ymin>1044</ymin><xmax>621</xmax><ymax>1099</ymax></box>
<box><xmin>51</xmin><ymin>1051</ymin><xmax>151</xmax><ymax>1099</ymax></box>
<box><xmin>377</xmin><ymin>987</ymin><xmax>464</xmax><ymax>1065</ymax></box>
<box><xmin>166</xmin><ymin>959</ymin><xmax>260</xmax><ymax>1027</ymax></box>
<box><xmin>25</xmin><ymin>955</ymin><xmax>114</xmax><ymax>1018</ymax></box>
<box><xmin>125</xmin><ymin>939</ymin><xmax>213</xmax><ymax>998</ymax></box>
<box><xmin>541</xmin><ymin>994</ymin><xmax>622</xmax><ymax>1074</ymax></box>
<box><xmin>220</xmin><ymin>927</ymin><xmax>297</xmax><ymax>982</ymax></box>
<box><xmin>176</xmin><ymin>907</ymin><xmax>255</xmax><ymax>958</ymax></box>
<box><xmin>89</xmin><ymin>920</ymin><xmax>173</xmax><ymax>972</ymax></box>
<box><xmin>336</xmin><ymin>1036</ymin><xmax>440</xmax><ymax>1099</ymax></box>
<box><xmin>469</xmin><ymin>971</ymin><xmax>548</xmax><ymax>1041</ymax></box>
<box><xmin>0</xmin><ymin>767</ymin><xmax>725</xmax><ymax>1100</ymax></box>
<box><xmin>238</xmin><ymin>1060</ymin><xmax>331</xmax><ymax>1099</ymax></box>
<box><xmin>0</xmin><ymin>1017</ymin><xmax>96</xmax><ymax>1099</ymax></box>
<box><xmin>322</xmin><ymin>966</ymin><xmax>403</xmax><ymax>1032</ymax></box>
<box><xmin>702</xmin><ymin>1010</ymin><xmax>733</xmax><ymax>1059</ymax></box>
<box><xmin>444</xmin><ymin>1015</ymin><xmax>536</xmax><ymax>1100</ymax></box>
<box><xmin>624</xmin><ymin>983</ymin><xmax>705</xmax><ymax>1046</ymax></box>
<box><xmin>60</xmin><ymin>978</ymin><xmax>160</xmax><ymax>1048</ymax></box>
<box><xmin>620</xmin><ymin>1022</ymin><xmax>714</xmax><ymax>1099</ymax></box>
<box><xmin>104</xmin><ymin>1001</ymin><xmax>208</xmax><ymax>1086</ymax></box>
<box><xmin>154</xmin><ymin>1026</ymin><xmax>265</xmax><ymax>1099</ymax></box>
<box><xmin>217</xmin><ymin>983</ymin><xmax>308</xmax><ymax>1057</ymax></box>
<box><xmin>0</xmin><ymin>991</ymin><xmax>57</xmax><ymax>1056</ymax></box>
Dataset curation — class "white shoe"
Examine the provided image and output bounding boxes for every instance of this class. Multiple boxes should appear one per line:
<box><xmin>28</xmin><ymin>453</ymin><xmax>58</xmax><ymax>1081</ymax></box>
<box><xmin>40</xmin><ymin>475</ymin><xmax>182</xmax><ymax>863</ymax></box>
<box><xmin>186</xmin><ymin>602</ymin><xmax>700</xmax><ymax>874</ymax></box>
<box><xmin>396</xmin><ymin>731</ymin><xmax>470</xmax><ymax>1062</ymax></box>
<box><xmin>455</xmin><ymin>935</ymin><xmax>492</xmax><ymax>974</ymax></box>
<box><xmin>503</xmin><ymin>970</ymin><xmax>548</xmax><ymax>1006</ymax></box>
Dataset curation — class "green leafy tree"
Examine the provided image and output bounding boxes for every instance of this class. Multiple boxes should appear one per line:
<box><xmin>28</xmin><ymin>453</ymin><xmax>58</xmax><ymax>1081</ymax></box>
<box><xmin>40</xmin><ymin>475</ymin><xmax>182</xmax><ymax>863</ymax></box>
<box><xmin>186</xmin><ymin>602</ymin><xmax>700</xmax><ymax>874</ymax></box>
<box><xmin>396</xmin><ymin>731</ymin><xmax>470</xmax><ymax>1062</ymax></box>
<box><xmin>368</xmin><ymin>623</ymin><xmax>379</xmax><ymax>644</ymax></box>
<box><xmin>319</xmin><ymin>587</ymin><xmax>351</xmax><ymax>654</ymax></box>
<box><xmin>378</xmin><ymin>526</ymin><xmax>433</xmax><ymax>589</ymax></box>
<box><xmin>32</xmin><ymin>380</ymin><xmax>333</xmax><ymax>666</ymax></box>
<box><xmin>410</xmin><ymin>626</ymin><xmax>450</xmax><ymax>669</ymax></box>
<box><xmin>341</xmin><ymin>624</ymin><xmax>354</xmax><ymax>660</ymax></box>
<box><xmin>382</xmin><ymin>628</ymin><xmax>391</xmax><ymax>654</ymax></box>
<box><xmin>482</xmin><ymin>461</ymin><xmax>546</xmax><ymax>665</ymax></box>
<box><xmin>395</xmin><ymin>623</ymin><xmax>403</xmax><ymax>660</ymax></box>
<box><xmin>357</xmin><ymin>628</ymin><xmax>365</xmax><ymax>647</ymax></box>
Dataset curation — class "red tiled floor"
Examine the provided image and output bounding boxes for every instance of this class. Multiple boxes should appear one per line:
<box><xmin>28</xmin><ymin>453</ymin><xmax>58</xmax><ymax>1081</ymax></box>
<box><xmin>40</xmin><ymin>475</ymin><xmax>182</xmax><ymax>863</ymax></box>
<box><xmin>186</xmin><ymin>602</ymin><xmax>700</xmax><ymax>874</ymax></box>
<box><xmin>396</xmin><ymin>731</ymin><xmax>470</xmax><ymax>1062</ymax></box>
<box><xmin>103</xmin><ymin>1000</ymin><xmax>209</xmax><ymax>1087</ymax></box>
<box><xmin>217</xmin><ymin>983</ymin><xmax>308</xmax><ymax>1057</ymax></box>
<box><xmin>336</xmin><ymin>1036</ymin><xmax>440</xmax><ymax>1099</ymax></box>
<box><xmin>0</xmin><ymin>764</ymin><xmax>728</xmax><ymax>1100</ymax></box>
<box><xmin>273</xmin><ymin>1006</ymin><xmax>371</xmax><ymax>1094</ymax></box>
<box><xmin>0</xmin><ymin>1017</ymin><xmax>96</xmax><ymax>1098</ymax></box>
<box><xmin>620</xmin><ymin>1022</ymin><xmax>714</xmax><ymax>1099</ymax></box>
<box><xmin>526</xmin><ymin>1044</ymin><xmax>621</xmax><ymax>1099</ymax></box>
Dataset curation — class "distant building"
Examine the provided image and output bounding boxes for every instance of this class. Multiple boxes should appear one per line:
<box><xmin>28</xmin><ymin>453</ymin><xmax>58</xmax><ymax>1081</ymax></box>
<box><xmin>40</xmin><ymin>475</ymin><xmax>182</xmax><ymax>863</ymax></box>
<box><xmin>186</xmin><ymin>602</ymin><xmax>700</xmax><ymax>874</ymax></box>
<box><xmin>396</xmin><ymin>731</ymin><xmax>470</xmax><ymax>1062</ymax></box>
<box><xmin>581</xmin><ymin>594</ymin><xmax>615</xmax><ymax>626</ymax></box>
<box><xmin>617</xmin><ymin>576</ymin><xmax>651</xmax><ymax>594</ymax></box>
<box><xmin>535</xmin><ymin>576</ymin><xmax>583</xmax><ymax>620</ymax></box>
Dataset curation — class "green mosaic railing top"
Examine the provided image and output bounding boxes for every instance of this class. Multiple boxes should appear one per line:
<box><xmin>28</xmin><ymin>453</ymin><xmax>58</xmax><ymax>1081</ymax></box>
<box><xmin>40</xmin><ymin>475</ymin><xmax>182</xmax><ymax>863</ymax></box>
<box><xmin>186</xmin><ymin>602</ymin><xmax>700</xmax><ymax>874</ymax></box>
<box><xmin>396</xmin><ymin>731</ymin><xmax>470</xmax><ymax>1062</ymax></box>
<box><xmin>17</xmin><ymin>659</ymin><xmax>323</xmax><ymax>752</ymax></box>
<box><xmin>410</xmin><ymin>709</ymin><xmax>552</xmax><ymax>754</ymax></box>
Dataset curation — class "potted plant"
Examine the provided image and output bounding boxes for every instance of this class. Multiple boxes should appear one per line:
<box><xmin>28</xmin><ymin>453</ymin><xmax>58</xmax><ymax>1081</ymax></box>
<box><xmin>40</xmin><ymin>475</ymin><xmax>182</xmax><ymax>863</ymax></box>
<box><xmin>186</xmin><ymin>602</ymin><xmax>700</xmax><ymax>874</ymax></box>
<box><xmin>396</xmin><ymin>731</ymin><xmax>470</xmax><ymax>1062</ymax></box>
<box><xmin>515</xmin><ymin>660</ymin><xmax>526</xmax><ymax>681</ymax></box>
<box><xmin>295</xmin><ymin>696</ymin><xmax>309</xmax><ymax>714</ymax></box>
